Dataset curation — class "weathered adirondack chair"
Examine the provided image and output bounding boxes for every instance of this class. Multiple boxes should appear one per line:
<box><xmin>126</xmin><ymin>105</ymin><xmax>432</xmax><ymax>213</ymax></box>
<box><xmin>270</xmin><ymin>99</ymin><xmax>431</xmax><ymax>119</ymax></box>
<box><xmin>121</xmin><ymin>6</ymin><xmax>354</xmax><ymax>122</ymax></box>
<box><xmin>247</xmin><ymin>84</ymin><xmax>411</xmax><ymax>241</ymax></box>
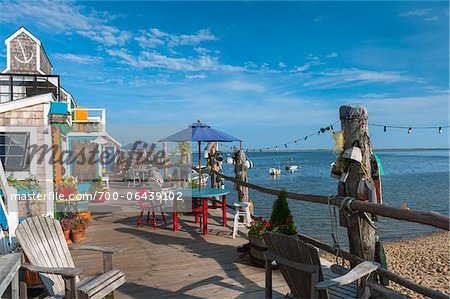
<box><xmin>264</xmin><ymin>232</ymin><xmax>379</xmax><ymax>299</ymax></box>
<box><xmin>16</xmin><ymin>216</ymin><xmax>126</xmax><ymax>298</ymax></box>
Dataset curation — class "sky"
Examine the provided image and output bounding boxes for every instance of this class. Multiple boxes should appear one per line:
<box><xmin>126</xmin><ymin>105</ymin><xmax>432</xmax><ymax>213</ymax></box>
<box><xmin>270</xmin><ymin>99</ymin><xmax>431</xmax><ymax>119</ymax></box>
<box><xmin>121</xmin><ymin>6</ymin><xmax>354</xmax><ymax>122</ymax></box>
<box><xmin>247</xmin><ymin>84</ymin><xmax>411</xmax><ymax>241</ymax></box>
<box><xmin>0</xmin><ymin>1</ymin><xmax>449</xmax><ymax>149</ymax></box>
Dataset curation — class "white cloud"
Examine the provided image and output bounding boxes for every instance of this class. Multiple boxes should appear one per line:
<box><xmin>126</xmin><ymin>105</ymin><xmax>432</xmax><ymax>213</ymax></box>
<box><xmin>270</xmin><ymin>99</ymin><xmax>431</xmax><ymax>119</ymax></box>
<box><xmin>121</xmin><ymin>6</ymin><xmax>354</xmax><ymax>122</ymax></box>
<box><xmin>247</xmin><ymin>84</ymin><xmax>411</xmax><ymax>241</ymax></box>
<box><xmin>424</xmin><ymin>16</ymin><xmax>438</xmax><ymax>21</ymax></box>
<box><xmin>170</xmin><ymin>29</ymin><xmax>217</xmax><ymax>47</ymax></box>
<box><xmin>326</xmin><ymin>52</ymin><xmax>338</xmax><ymax>58</ymax></box>
<box><xmin>349</xmin><ymin>94</ymin><xmax>449</xmax><ymax>126</ymax></box>
<box><xmin>106</xmin><ymin>49</ymin><xmax>138</xmax><ymax>67</ymax></box>
<box><xmin>278</xmin><ymin>61</ymin><xmax>286</xmax><ymax>68</ymax></box>
<box><xmin>53</xmin><ymin>53</ymin><xmax>102</xmax><ymax>64</ymax></box>
<box><xmin>293</xmin><ymin>53</ymin><xmax>324</xmax><ymax>72</ymax></box>
<box><xmin>303</xmin><ymin>68</ymin><xmax>417</xmax><ymax>88</ymax></box>
<box><xmin>106</xmin><ymin>49</ymin><xmax>244</xmax><ymax>72</ymax></box>
<box><xmin>136</xmin><ymin>28</ymin><xmax>217</xmax><ymax>49</ymax></box>
<box><xmin>399</xmin><ymin>8</ymin><xmax>432</xmax><ymax>17</ymax></box>
<box><xmin>0</xmin><ymin>0</ymin><xmax>131</xmax><ymax>46</ymax></box>
<box><xmin>185</xmin><ymin>74</ymin><xmax>207</xmax><ymax>79</ymax></box>
<box><xmin>313</xmin><ymin>16</ymin><xmax>326</xmax><ymax>22</ymax></box>
<box><xmin>77</xmin><ymin>25</ymin><xmax>131</xmax><ymax>47</ymax></box>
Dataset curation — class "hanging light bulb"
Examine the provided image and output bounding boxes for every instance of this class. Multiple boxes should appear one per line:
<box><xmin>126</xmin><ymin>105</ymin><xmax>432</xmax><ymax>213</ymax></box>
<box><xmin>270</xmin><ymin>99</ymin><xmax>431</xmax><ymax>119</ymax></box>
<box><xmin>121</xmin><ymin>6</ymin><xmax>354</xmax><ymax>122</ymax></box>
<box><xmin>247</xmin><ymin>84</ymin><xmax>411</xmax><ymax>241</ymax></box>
<box><xmin>275</xmin><ymin>146</ymin><xmax>278</xmax><ymax>150</ymax></box>
<box><xmin>285</xmin><ymin>144</ymin><xmax>287</xmax><ymax>148</ymax></box>
<box><xmin>384</xmin><ymin>126</ymin><xmax>387</xmax><ymax>132</ymax></box>
<box><xmin>304</xmin><ymin>136</ymin><xmax>308</xmax><ymax>140</ymax></box>
<box><xmin>330</xmin><ymin>125</ymin><xmax>334</xmax><ymax>131</ymax></box>
<box><xmin>408</xmin><ymin>127</ymin><xmax>412</xmax><ymax>134</ymax></box>
<box><xmin>439</xmin><ymin>127</ymin><xmax>442</xmax><ymax>134</ymax></box>
<box><xmin>294</xmin><ymin>140</ymin><xmax>298</xmax><ymax>144</ymax></box>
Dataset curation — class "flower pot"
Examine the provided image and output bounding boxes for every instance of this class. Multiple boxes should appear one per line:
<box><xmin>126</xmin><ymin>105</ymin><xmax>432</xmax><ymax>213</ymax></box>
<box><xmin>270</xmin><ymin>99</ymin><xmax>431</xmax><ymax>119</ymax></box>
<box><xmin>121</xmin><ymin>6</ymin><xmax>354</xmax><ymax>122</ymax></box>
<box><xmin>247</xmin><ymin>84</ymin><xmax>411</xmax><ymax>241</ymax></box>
<box><xmin>71</xmin><ymin>229</ymin><xmax>84</xmax><ymax>243</ymax></box>
<box><xmin>63</xmin><ymin>229</ymin><xmax>72</xmax><ymax>244</ymax></box>
<box><xmin>80</xmin><ymin>227</ymin><xmax>86</xmax><ymax>240</ymax></box>
<box><xmin>24</xmin><ymin>255</ymin><xmax>42</xmax><ymax>286</ymax></box>
<box><xmin>248</xmin><ymin>232</ymin><xmax>268</xmax><ymax>268</ymax></box>
<box><xmin>78</xmin><ymin>211</ymin><xmax>91</xmax><ymax>222</ymax></box>
<box><xmin>59</xmin><ymin>187</ymin><xmax>77</xmax><ymax>198</ymax></box>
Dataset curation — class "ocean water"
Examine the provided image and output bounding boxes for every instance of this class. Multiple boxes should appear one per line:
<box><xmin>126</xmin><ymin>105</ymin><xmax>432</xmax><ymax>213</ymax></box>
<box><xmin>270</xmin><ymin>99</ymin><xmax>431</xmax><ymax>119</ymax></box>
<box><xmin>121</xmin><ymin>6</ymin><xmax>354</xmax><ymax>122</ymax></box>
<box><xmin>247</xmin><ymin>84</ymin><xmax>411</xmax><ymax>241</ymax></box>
<box><xmin>217</xmin><ymin>149</ymin><xmax>449</xmax><ymax>245</ymax></box>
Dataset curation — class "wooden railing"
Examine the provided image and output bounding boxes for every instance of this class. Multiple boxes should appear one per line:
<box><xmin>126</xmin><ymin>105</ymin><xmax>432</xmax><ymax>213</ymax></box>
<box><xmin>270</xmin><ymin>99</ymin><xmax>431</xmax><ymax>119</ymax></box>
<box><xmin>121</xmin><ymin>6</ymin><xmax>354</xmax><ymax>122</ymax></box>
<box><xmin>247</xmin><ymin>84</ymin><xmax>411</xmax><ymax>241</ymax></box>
<box><xmin>207</xmin><ymin>169</ymin><xmax>449</xmax><ymax>298</ymax></box>
<box><xmin>212</xmin><ymin>170</ymin><xmax>449</xmax><ymax>231</ymax></box>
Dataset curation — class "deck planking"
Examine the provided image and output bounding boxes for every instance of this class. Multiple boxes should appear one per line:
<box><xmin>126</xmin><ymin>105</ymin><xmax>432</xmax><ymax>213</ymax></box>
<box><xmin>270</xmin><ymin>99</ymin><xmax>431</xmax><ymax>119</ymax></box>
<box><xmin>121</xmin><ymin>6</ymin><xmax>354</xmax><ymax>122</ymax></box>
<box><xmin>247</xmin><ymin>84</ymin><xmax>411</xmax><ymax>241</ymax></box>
<box><xmin>71</xmin><ymin>184</ymin><xmax>290</xmax><ymax>298</ymax></box>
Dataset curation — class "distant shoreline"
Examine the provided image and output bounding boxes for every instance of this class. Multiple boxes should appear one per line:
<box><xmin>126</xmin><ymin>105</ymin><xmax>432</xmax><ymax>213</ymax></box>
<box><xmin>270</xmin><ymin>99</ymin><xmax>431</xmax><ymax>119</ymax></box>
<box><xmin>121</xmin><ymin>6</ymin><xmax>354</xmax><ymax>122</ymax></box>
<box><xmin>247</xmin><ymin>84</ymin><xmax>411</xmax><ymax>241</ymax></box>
<box><xmin>225</xmin><ymin>148</ymin><xmax>450</xmax><ymax>153</ymax></box>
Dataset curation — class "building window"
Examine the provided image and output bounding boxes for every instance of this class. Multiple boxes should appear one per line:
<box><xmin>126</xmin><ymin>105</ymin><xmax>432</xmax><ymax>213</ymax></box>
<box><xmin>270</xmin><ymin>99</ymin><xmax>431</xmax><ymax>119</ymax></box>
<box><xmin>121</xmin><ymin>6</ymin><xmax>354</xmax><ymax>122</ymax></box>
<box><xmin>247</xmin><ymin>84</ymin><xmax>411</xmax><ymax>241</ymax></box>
<box><xmin>0</xmin><ymin>132</ymin><xmax>30</xmax><ymax>171</ymax></box>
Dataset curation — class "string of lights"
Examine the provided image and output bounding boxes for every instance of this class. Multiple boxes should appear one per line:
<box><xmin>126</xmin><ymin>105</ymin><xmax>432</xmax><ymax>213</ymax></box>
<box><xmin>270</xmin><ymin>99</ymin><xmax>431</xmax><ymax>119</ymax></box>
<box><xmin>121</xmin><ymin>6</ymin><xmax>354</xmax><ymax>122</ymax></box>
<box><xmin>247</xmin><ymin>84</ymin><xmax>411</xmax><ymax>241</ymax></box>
<box><xmin>370</xmin><ymin>123</ymin><xmax>449</xmax><ymax>134</ymax></box>
<box><xmin>190</xmin><ymin>121</ymin><xmax>448</xmax><ymax>152</ymax></box>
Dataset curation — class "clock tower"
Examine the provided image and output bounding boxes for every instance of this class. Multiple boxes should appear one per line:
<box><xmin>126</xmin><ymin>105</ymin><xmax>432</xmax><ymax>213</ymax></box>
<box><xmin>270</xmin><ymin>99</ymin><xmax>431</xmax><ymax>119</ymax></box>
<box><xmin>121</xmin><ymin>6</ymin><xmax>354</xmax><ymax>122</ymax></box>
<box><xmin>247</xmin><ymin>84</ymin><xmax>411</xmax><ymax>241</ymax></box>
<box><xmin>2</xmin><ymin>27</ymin><xmax>53</xmax><ymax>75</ymax></box>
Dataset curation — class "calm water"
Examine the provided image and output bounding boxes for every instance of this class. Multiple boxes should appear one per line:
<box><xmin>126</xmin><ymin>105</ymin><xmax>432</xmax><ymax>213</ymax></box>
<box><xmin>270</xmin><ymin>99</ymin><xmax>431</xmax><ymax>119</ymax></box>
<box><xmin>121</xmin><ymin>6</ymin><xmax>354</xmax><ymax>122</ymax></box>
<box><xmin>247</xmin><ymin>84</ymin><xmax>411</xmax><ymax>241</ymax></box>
<box><xmin>217</xmin><ymin>150</ymin><xmax>449</xmax><ymax>245</ymax></box>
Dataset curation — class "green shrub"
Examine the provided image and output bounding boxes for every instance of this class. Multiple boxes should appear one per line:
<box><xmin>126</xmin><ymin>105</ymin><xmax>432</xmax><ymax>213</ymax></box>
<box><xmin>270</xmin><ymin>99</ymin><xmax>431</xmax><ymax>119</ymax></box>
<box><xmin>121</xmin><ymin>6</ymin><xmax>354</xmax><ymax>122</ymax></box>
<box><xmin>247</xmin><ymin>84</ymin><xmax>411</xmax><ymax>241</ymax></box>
<box><xmin>269</xmin><ymin>190</ymin><xmax>297</xmax><ymax>235</ymax></box>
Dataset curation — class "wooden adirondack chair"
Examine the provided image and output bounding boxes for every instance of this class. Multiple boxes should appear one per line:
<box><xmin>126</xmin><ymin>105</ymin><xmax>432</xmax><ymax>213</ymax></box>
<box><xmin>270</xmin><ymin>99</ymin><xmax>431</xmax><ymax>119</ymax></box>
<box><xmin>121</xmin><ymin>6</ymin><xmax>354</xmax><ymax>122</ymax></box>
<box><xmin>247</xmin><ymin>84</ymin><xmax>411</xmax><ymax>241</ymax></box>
<box><xmin>263</xmin><ymin>232</ymin><xmax>379</xmax><ymax>299</ymax></box>
<box><xmin>16</xmin><ymin>216</ymin><xmax>126</xmax><ymax>298</ymax></box>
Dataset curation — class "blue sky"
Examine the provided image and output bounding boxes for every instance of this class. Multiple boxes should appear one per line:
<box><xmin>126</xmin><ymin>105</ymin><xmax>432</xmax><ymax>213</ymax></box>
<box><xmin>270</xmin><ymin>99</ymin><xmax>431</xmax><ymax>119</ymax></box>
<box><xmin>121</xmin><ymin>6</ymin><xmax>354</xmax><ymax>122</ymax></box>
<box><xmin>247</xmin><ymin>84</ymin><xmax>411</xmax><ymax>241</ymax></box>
<box><xmin>0</xmin><ymin>1</ymin><xmax>448</xmax><ymax>149</ymax></box>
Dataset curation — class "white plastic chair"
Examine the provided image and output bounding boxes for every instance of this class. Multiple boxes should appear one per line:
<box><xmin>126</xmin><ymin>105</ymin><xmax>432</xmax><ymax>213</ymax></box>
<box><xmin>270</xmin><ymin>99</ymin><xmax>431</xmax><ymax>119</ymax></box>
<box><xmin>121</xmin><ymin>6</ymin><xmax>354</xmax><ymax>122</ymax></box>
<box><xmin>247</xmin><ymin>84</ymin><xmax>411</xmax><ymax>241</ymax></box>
<box><xmin>232</xmin><ymin>202</ymin><xmax>252</xmax><ymax>239</ymax></box>
<box><xmin>127</xmin><ymin>169</ymin><xmax>142</xmax><ymax>187</ymax></box>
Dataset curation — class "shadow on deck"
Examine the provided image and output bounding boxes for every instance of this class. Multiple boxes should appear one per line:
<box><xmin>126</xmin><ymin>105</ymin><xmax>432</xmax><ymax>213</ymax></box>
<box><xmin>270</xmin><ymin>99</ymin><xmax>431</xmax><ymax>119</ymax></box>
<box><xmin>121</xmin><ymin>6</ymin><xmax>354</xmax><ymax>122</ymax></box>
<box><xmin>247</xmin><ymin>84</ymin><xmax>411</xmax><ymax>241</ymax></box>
<box><xmin>71</xmin><ymin>204</ymin><xmax>289</xmax><ymax>298</ymax></box>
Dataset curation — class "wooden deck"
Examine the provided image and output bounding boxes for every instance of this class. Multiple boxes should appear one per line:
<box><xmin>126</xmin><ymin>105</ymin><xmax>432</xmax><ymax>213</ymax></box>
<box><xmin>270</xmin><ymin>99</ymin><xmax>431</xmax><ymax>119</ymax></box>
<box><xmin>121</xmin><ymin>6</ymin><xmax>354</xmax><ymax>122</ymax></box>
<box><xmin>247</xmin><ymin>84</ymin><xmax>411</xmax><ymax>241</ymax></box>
<box><xmin>71</xmin><ymin>189</ymin><xmax>289</xmax><ymax>298</ymax></box>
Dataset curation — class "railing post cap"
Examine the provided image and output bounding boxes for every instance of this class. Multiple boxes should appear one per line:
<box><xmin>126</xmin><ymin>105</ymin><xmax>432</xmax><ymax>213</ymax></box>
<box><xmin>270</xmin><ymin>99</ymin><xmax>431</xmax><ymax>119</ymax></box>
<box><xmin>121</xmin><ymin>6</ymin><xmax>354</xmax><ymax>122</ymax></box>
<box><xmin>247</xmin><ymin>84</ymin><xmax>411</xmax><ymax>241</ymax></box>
<box><xmin>339</xmin><ymin>105</ymin><xmax>368</xmax><ymax>120</ymax></box>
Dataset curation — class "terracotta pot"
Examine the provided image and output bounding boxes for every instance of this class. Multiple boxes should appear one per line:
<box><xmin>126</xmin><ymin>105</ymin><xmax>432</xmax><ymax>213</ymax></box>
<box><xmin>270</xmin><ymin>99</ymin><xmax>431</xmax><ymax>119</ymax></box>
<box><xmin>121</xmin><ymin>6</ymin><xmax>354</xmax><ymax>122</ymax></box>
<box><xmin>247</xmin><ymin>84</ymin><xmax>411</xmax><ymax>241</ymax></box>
<box><xmin>63</xmin><ymin>229</ymin><xmax>72</xmax><ymax>244</ymax></box>
<box><xmin>59</xmin><ymin>187</ymin><xmax>77</xmax><ymax>198</ymax></box>
<box><xmin>248</xmin><ymin>232</ymin><xmax>268</xmax><ymax>268</ymax></box>
<box><xmin>24</xmin><ymin>255</ymin><xmax>42</xmax><ymax>286</ymax></box>
<box><xmin>80</xmin><ymin>227</ymin><xmax>86</xmax><ymax>240</ymax></box>
<box><xmin>71</xmin><ymin>229</ymin><xmax>84</xmax><ymax>243</ymax></box>
<box><xmin>78</xmin><ymin>211</ymin><xmax>91</xmax><ymax>221</ymax></box>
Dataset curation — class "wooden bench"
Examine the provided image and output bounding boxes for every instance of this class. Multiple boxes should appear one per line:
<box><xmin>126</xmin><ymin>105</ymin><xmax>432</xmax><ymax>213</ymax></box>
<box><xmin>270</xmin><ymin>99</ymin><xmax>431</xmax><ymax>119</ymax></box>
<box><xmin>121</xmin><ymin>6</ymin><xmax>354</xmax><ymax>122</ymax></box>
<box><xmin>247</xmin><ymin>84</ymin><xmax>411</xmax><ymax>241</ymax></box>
<box><xmin>16</xmin><ymin>216</ymin><xmax>126</xmax><ymax>298</ymax></box>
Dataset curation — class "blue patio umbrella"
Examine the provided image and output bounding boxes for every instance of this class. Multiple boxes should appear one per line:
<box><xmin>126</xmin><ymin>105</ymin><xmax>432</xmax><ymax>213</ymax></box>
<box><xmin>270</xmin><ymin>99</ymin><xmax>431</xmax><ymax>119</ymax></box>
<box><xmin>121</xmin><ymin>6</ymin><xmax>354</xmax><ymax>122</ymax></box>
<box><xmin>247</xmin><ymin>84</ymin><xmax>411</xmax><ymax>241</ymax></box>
<box><xmin>159</xmin><ymin>120</ymin><xmax>241</xmax><ymax>190</ymax></box>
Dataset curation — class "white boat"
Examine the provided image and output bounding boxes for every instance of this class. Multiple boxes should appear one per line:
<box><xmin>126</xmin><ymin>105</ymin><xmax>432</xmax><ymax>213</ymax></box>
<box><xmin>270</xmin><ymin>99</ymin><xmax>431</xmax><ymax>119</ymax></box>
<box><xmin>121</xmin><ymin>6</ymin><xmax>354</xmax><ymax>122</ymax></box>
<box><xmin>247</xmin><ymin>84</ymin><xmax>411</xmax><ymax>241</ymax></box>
<box><xmin>270</xmin><ymin>158</ymin><xmax>282</xmax><ymax>175</ymax></box>
<box><xmin>226</xmin><ymin>155</ymin><xmax>234</xmax><ymax>164</ymax></box>
<box><xmin>269</xmin><ymin>167</ymin><xmax>282</xmax><ymax>176</ymax></box>
<box><xmin>286</xmin><ymin>165</ymin><xmax>299</xmax><ymax>172</ymax></box>
<box><xmin>285</xmin><ymin>158</ymin><xmax>300</xmax><ymax>172</ymax></box>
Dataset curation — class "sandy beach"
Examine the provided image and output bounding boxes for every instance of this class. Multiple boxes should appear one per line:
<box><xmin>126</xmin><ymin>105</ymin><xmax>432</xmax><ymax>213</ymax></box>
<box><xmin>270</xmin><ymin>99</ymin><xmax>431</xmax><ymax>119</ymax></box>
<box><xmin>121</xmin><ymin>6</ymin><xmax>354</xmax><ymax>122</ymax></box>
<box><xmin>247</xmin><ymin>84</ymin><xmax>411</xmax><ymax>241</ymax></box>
<box><xmin>385</xmin><ymin>231</ymin><xmax>450</xmax><ymax>298</ymax></box>
<box><xmin>324</xmin><ymin>232</ymin><xmax>449</xmax><ymax>298</ymax></box>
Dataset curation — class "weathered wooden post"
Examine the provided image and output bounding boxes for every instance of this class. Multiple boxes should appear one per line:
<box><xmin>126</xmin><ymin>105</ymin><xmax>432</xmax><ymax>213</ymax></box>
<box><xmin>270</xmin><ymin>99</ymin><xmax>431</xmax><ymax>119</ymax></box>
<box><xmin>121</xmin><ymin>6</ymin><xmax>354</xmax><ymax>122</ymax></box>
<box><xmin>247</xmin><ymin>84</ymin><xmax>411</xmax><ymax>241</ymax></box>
<box><xmin>234</xmin><ymin>143</ymin><xmax>249</xmax><ymax>203</ymax></box>
<box><xmin>339</xmin><ymin>105</ymin><xmax>376</xmax><ymax>264</ymax></box>
<box><xmin>163</xmin><ymin>142</ymin><xmax>171</xmax><ymax>180</ymax></box>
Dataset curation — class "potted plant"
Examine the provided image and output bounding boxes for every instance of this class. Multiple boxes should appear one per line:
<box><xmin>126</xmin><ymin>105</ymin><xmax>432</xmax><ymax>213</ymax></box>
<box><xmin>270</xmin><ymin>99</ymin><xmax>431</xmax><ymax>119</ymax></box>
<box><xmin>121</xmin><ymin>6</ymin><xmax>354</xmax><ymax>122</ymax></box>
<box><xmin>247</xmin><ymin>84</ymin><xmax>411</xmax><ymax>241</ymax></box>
<box><xmin>58</xmin><ymin>176</ymin><xmax>78</xmax><ymax>198</ymax></box>
<box><xmin>59</xmin><ymin>218</ymin><xmax>73</xmax><ymax>244</ymax></box>
<box><xmin>71</xmin><ymin>216</ymin><xmax>89</xmax><ymax>243</ymax></box>
<box><xmin>268</xmin><ymin>190</ymin><xmax>297</xmax><ymax>236</ymax></box>
<box><xmin>248</xmin><ymin>217</ymin><xmax>271</xmax><ymax>267</ymax></box>
<box><xmin>248</xmin><ymin>190</ymin><xmax>297</xmax><ymax>267</ymax></box>
<box><xmin>89</xmin><ymin>177</ymin><xmax>106</xmax><ymax>202</ymax></box>
<box><xmin>7</xmin><ymin>176</ymin><xmax>41</xmax><ymax>217</ymax></box>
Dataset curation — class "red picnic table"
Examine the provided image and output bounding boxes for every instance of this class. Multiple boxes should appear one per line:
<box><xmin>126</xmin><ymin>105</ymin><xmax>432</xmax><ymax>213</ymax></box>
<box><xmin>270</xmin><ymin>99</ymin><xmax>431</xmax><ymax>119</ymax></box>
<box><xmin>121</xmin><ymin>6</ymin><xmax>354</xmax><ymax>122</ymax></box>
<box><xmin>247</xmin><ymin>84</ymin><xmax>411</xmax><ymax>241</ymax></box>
<box><xmin>173</xmin><ymin>188</ymin><xmax>230</xmax><ymax>235</ymax></box>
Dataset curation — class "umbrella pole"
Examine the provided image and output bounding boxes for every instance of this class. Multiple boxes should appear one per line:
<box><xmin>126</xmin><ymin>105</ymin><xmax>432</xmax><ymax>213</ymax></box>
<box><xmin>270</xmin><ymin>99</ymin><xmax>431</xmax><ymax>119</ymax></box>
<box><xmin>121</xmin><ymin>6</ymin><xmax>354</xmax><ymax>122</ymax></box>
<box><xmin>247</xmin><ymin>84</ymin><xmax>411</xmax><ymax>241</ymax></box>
<box><xmin>198</xmin><ymin>141</ymin><xmax>202</xmax><ymax>192</ymax></box>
